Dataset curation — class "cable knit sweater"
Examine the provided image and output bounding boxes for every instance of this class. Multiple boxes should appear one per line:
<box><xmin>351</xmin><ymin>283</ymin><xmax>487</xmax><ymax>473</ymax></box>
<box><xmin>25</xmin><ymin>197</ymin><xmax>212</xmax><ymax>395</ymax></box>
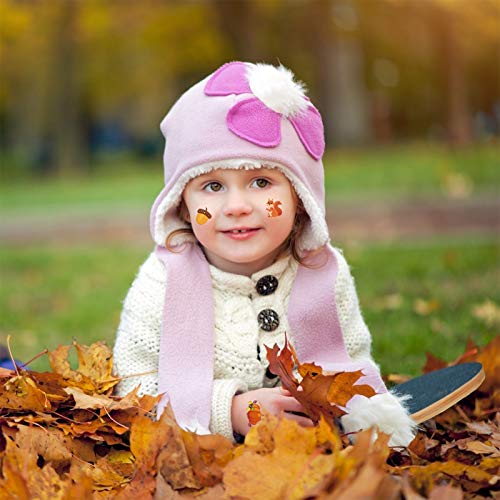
<box><xmin>113</xmin><ymin>246</ymin><xmax>378</xmax><ymax>440</ymax></box>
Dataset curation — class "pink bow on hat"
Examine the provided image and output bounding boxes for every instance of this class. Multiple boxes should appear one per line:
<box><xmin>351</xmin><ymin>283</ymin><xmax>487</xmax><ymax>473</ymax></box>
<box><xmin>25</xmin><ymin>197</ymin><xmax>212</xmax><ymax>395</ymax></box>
<box><xmin>204</xmin><ymin>62</ymin><xmax>325</xmax><ymax>161</ymax></box>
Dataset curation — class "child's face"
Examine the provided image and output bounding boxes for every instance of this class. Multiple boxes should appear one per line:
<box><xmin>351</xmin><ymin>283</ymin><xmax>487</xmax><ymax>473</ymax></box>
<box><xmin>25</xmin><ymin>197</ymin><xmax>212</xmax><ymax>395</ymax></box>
<box><xmin>182</xmin><ymin>168</ymin><xmax>298</xmax><ymax>275</ymax></box>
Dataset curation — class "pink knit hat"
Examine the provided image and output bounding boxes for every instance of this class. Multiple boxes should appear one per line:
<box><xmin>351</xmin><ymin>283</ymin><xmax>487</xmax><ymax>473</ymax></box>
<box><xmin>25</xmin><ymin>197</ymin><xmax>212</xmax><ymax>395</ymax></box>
<box><xmin>150</xmin><ymin>62</ymin><xmax>388</xmax><ymax>433</ymax></box>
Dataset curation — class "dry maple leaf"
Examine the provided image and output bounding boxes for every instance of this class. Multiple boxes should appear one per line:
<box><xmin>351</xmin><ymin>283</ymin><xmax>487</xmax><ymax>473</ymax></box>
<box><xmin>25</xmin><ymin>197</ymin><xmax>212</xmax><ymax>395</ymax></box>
<box><xmin>1</xmin><ymin>373</ymin><xmax>52</xmax><ymax>413</ymax></box>
<box><xmin>223</xmin><ymin>413</ymin><xmax>337</xmax><ymax>499</ymax></box>
<box><xmin>2</xmin><ymin>337</ymin><xmax>499</xmax><ymax>499</ymax></box>
<box><xmin>49</xmin><ymin>341</ymin><xmax>119</xmax><ymax>394</ymax></box>
<box><xmin>64</xmin><ymin>385</ymin><xmax>140</xmax><ymax>412</ymax></box>
<box><xmin>180</xmin><ymin>430</ymin><xmax>234</xmax><ymax>488</ymax></box>
<box><xmin>265</xmin><ymin>335</ymin><xmax>376</xmax><ymax>424</ymax></box>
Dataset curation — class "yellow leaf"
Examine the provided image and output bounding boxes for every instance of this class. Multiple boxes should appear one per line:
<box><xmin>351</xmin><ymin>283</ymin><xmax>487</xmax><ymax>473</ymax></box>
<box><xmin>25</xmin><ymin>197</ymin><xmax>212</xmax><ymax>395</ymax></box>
<box><xmin>64</xmin><ymin>385</ymin><xmax>139</xmax><ymax>411</ymax></box>
<box><xmin>224</xmin><ymin>414</ymin><xmax>336</xmax><ymax>499</ymax></box>
<box><xmin>1</xmin><ymin>374</ymin><xmax>51</xmax><ymax>412</ymax></box>
<box><xmin>472</xmin><ymin>299</ymin><xmax>500</xmax><ymax>328</ymax></box>
<box><xmin>48</xmin><ymin>341</ymin><xmax>119</xmax><ymax>394</ymax></box>
<box><xmin>413</xmin><ymin>298</ymin><xmax>440</xmax><ymax>316</ymax></box>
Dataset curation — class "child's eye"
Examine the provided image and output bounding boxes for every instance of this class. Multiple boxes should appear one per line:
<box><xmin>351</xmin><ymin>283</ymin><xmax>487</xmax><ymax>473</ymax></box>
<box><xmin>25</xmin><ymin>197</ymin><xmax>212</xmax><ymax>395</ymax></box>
<box><xmin>252</xmin><ymin>178</ymin><xmax>270</xmax><ymax>189</ymax></box>
<box><xmin>204</xmin><ymin>182</ymin><xmax>223</xmax><ymax>192</ymax></box>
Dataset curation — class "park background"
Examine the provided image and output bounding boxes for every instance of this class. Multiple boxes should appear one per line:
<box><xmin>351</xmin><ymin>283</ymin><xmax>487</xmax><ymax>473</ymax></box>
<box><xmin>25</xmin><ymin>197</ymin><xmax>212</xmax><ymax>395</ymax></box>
<box><xmin>0</xmin><ymin>0</ymin><xmax>498</xmax><ymax>376</ymax></box>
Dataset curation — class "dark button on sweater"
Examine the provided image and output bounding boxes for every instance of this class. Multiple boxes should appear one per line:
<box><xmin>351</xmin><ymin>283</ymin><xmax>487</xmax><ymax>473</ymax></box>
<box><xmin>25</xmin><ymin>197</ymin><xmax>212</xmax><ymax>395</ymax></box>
<box><xmin>258</xmin><ymin>309</ymin><xmax>280</xmax><ymax>332</ymax></box>
<box><xmin>256</xmin><ymin>275</ymin><xmax>278</xmax><ymax>296</ymax></box>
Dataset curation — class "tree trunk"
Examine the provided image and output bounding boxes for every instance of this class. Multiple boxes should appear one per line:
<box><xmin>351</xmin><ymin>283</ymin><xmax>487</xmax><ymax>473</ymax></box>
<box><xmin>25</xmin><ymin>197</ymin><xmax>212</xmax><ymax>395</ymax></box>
<box><xmin>309</xmin><ymin>0</ymin><xmax>370</xmax><ymax>146</ymax></box>
<box><xmin>211</xmin><ymin>0</ymin><xmax>259</xmax><ymax>61</ymax></box>
<box><xmin>434</xmin><ymin>7</ymin><xmax>471</xmax><ymax>145</ymax></box>
<box><xmin>46</xmin><ymin>1</ymin><xmax>88</xmax><ymax>175</ymax></box>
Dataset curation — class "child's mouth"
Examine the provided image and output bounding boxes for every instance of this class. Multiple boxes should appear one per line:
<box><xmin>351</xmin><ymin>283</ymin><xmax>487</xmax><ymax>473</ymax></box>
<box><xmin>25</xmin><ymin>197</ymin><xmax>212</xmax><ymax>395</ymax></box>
<box><xmin>222</xmin><ymin>228</ymin><xmax>260</xmax><ymax>240</ymax></box>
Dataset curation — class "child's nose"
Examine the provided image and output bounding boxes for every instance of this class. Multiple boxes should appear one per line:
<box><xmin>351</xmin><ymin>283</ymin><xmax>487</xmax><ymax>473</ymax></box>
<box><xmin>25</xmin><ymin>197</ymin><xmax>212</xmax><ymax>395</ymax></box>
<box><xmin>222</xmin><ymin>192</ymin><xmax>253</xmax><ymax>217</ymax></box>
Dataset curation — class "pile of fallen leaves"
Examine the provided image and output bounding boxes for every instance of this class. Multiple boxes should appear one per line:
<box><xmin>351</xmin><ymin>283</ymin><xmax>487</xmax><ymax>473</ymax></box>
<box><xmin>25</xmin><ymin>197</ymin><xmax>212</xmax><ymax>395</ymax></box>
<box><xmin>0</xmin><ymin>337</ymin><xmax>498</xmax><ymax>499</ymax></box>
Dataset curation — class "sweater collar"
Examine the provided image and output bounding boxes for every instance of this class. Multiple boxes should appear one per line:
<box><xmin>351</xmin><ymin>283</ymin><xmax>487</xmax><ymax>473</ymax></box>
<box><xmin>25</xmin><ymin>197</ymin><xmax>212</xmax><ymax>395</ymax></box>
<box><xmin>209</xmin><ymin>253</ymin><xmax>293</xmax><ymax>295</ymax></box>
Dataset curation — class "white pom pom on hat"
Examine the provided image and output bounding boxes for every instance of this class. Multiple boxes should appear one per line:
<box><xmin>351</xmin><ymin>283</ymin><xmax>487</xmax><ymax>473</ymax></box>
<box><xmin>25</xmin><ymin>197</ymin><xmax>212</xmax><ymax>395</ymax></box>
<box><xmin>246</xmin><ymin>63</ymin><xmax>309</xmax><ymax>118</ymax></box>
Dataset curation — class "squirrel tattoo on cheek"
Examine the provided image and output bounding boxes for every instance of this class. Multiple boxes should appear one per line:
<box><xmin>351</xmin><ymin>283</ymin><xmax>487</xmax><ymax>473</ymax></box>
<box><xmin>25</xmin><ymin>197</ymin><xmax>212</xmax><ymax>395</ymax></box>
<box><xmin>266</xmin><ymin>198</ymin><xmax>282</xmax><ymax>218</ymax></box>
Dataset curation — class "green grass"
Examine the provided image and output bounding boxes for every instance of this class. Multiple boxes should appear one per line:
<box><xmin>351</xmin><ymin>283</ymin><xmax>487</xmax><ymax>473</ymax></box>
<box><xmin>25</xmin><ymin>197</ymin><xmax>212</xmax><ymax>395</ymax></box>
<box><xmin>324</xmin><ymin>142</ymin><xmax>499</xmax><ymax>202</ymax></box>
<box><xmin>344</xmin><ymin>238</ymin><xmax>499</xmax><ymax>375</ymax></box>
<box><xmin>1</xmin><ymin>142</ymin><xmax>498</xmax><ymax>217</ymax></box>
<box><xmin>1</xmin><ymin>237</ymin><xmax>498</xmax><ymax>376</ymax></box>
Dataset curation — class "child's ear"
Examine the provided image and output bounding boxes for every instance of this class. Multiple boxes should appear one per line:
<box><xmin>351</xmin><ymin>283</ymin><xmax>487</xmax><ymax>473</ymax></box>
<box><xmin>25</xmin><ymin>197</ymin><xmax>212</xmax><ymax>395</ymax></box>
<box><xmin>177</xmin><ymin>201</ymin><xmax>191</xmax><ymax>223</ymax></box>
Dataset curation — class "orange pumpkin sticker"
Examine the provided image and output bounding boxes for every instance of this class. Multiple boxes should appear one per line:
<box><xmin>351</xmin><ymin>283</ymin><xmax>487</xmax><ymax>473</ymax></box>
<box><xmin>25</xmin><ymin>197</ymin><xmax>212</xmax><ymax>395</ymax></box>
<box><xmin>247</xmin><ymin>400</ymin><xmax>262</xmax><ymax>426</ymax></box>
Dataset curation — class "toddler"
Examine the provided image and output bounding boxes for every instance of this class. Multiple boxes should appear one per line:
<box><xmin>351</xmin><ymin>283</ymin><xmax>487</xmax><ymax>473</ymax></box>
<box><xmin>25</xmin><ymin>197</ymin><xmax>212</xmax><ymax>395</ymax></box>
<box><xmin>113</xmin><ymin>61</ymin><xmax>416</xmax><ymax>446</ymax></box>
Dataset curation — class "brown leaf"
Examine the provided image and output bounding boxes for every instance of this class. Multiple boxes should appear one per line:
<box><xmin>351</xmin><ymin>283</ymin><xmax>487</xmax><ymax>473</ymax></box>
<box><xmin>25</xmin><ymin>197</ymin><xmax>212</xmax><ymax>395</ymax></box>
<box><xmin>0</xmin><ymin>374</ymin><xmax>51</xmax><ymax>413</ymax></box>
<box><xmin>28</xmin><ymin>371</ymin><xmax>73</xmax><ymax>402</ymax></box>
<box><xmin>0</xmin><ymin>438</ymin><xmax>37</xmax><ymax>496</ymax></box>
<box><xmin>464</xmin><ymin>441</ymin><xmax>500</xmax><ymax>456</ymax></box>
<box><xmin>14</xmin><ymin>425</ymin><xmax>72</xmax><ymax>469</ymax></box>
<box><xmin>328</xmin><ymin>462</ymin><xmax>394</xmax><ymax>500</ymax></box>
<box><xmin>70</xmin><ymin>459</ymin><xmax>129</xmax><ymax>492</ymax></box>
<box><xmin>223</xmin><ymin>414</ymin><xmax>335</xmax><ymax>499</ymax></box>
<box><xmin>27</xmin><ymin>463</ymin><xmax>75</xmax><ymax>499</ymax></box>
<box><xmin>49</xmin><ymin>341</ymin><xmax>119</xmax><ymax>394</ymax></box>
<box><xmin>126</xmin><ymin>405</ymin><xmax>189</xmax><ymax>496</ymax></box>
<box><xmin>64</xmin><ymin>385</ymin><xmax>140</xmax><ymax>411</ymax></box>
<box><xmin>48</xmin><ymin>344</ymin><xmax>98</xmax><ymax>393</ymax></box>
<box><xmin>73</xmin><ymin>341</ymin><xmax>119</xmax><ymax>393</ymax></box>
<box><xmin>306</xmin><ymin>429</ymin><xmax>392</xmax><ymax>497</ymax></box>
<box><xmin>264</xmin><ymin>338</ymin><xmax>300</xmax><ymax>391</ymax></box>
<box><xmin>407</xmin><ymin>460</ymin><xmax>496</xmax><ymax>493</ymax></box>
<box><xmin>465</xmin><ymin>420</ymin><xmax>495</xmax><ymax>435</ymax></box>
<box><xmin>180</xmin><ymin>431</ymin><xmax>233</xmax><ymax>487</ymax></box>
<box><xmin>475</xmin><ymin>335</ymin><xmax>500</xmax><ymax>393</ymax></box>
<box><xmin>0</xmin><ymin>462</ymin><xmax>31</xmax><ymax>500</ymax></box>
<box><xmin>326</xmin><ymin>370</ymin><xmax>376</xmax><ymax>407</ymax></box>
<box><xmin>130</xmin><ymin>412</ymin><xmax>171</xmax><ymax>470</ymax></box>
<box><xmin>423</xmin><ymin>352</ymin><xmax>447</xmax><ymax>374</ymax></box>
<box><xmin>266</xmin><ymin>337</ymin><xmax>376</xmax><ymax>425</ymax></box>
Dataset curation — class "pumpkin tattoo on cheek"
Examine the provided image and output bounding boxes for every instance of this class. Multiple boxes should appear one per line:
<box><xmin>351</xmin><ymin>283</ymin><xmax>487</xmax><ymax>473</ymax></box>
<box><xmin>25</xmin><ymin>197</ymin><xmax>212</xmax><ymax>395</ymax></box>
<box><xmin>266</xmin><ymin>198</ymin><xmax>282</xmax><ymax>218</ymax></box>
<box><xmin>196</xmin><ymin>207</ymin><xmax>212</xmax><ymax>225</ymax></box>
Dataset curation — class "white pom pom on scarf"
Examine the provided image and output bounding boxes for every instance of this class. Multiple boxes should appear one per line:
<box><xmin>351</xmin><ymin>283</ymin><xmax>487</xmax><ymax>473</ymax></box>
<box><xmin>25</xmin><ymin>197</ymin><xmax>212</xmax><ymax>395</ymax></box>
<box><xmin>246</xmin><ymin>63</ymin><xmax>309</xmax><ymax>118</ymax></box>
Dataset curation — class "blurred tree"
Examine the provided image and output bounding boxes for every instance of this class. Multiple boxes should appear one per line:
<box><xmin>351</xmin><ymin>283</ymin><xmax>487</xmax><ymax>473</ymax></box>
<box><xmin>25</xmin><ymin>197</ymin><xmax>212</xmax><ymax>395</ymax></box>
<box><xmin>0</xmin><ymin>0</ymin><xmax>227</xmax><ymax>174</ymax></box>
<box><xmin>1</xmin><ymin>0</ymin><xmax>499</xmax><ymax>175</ymax></box>
<box><xmin>211</xmin><ymin>0</ymin><xmax>258</xmax><ymax>61</ymax></box>
<box><xmin>324</xmin><ymin>0</ymin><xmax>370</xmax><ymax>145</ymax></box>
<box><xmin>432</xmin><ymin>0</ymin><xmax>471</xmax><ymax>145</ymax></box>
<box><xmin>46</xmin><ymin>1</ymin><xmax>88</xmax><ymax>174</ymax></box>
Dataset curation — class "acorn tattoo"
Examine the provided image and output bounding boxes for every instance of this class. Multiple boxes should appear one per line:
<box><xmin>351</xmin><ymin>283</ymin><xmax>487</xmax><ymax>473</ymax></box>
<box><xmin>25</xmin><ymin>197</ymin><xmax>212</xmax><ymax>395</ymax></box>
<box><xmin>196</xmin><ymin>207</ymin><xmax>212</xmax><ymax>225</ymax></box>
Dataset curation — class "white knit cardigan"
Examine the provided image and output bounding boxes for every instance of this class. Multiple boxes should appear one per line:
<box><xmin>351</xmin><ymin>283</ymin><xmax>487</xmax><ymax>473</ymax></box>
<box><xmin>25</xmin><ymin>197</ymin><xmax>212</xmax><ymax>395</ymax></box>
<box><xmin>113</xmin><ymin>246</ymin><xmax>415</xmax><ymax>445</ymax></box>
